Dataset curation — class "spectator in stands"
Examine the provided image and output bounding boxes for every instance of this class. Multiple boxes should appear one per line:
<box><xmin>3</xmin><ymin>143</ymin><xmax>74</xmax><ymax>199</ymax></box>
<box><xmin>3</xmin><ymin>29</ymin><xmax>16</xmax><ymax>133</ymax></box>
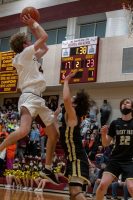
<box><xmin>111</xmin><ymin>181</ymin><xmax>124</xmax><ymax>200</ymax></box>
<box><xmin>0</xmin><ymin>109</ymin><xmax>7</xmax><ymax>123</ymax></box>
<box><xmin>28</xmin><ymin>162</ymin><xmax>39</xmax><ymax>191</ymax></box>
<box><xmin>7</xmin><ymin>119</ymin><xmax>15</xmax><ymax>132</ymax></box>
<box><xmin>89</xmin><ymin>164</ymin><xmax>99</xmax><ymax>187</ymax></box>
<box><xmin>123</xmin><ymin>183</ymin><xmax>130</xmax><ymax>200</ymax></box>
<box><xmin>13</xmin><ymin>158</ymin><xmax>22</xmax><ymax>190</ymax></box>
<box><xmin>34</xmin><ymin>178</ymin><xmax>49</xmax><ymax>193</ymax></box>
<box><xmin>12</xmin><ymin>119</ymin><xmax>19</xmax><ymax>130</ymax></box>
<box><xmin>88</xmin><ymin>130</ymin><xmax>100</xmax><ymax>161</ymax></box>
<box><xmin>47</xmin><ymin>96</ymin><xmax>58</xmax><ymax>112</ymax></box>
<box><xmin>100</xmin><ymin>100</ymin><xmax>111</xmax><ymax>126</ymax></box>
<box><xmin>0</xmin><ymin>126</ymin><xmax>8</xmax><ymax>138</ymax></box>
<box><xmin>5</xmin><ymin>173</ymin><xmax>14</xmax><ymax>189</ymax></box>
<box><xmin>16</xmin><ymin>136</ymin><xmax>29</xmax><ymax>160</ymax></box>
<box><xmin>110</xmin><ymin>174</ymin><xmax>130</xmax><ymax>200</ymax></box>
<box><xmin>0</xmin><ymin>135</ymin><xmax>6</xmax><ymax>176</ymax></box>
<box><xmin>39</xmin><ymin>125</ymin><xmax>46</xmax><ymax>160</ymax></box>
<box><xmin>21</xmin><ymin>158</ymin><xmax>30</xmax><ymax>190</ymax></box>
<box><xmin>89</xmin><ymin>100</ymin><xmax>99</xmax><ymax>122</ymax></box>
<box><xmin>5</xmin><ymin>157</ymin><xmax>22</xmax><ymax>189</ymax></box>
<box><xmin>80</xmin><ymin>114</ymin><xmax>91</xmax><ymax>139</ymax></box>
<box><xmin>91</xmin><ymin>163</ymin><xmax>107</xmax><ymax>199</ymax></box>
<box><xmin>54</xmin><ymin>103</ymin><xmax>65</xmax><ymax>129</ymax></box>
<box><xmin>29</xmin><ymin>122</ymin><xmax>40</xmax><ymax>157</ymax></box>
<box><xmin>95</xmin><ymin>144</ymin><xmax>113</xmax><ymax>166</ymax></box>
<box><xmin>6</xmin><ymin>142</ymin><xmax>16</xmax><ymax>170</ymax></box>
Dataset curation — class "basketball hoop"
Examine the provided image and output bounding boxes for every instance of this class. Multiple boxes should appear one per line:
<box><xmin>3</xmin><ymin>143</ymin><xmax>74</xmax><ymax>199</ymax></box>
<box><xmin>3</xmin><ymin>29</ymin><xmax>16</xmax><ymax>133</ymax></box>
<box><xmin>122</xmin><ymin>0</ymin><xmax>133</xmax><ymax>37</ymax></box>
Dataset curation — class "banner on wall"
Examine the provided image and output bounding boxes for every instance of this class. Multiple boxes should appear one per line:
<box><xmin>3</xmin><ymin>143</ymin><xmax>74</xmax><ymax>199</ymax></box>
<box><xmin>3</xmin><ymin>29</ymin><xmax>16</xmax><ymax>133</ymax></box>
<box><xmin>0</xmin><ymin>51</ymin><xmax>18</xmax><ymax>93</ymax></box>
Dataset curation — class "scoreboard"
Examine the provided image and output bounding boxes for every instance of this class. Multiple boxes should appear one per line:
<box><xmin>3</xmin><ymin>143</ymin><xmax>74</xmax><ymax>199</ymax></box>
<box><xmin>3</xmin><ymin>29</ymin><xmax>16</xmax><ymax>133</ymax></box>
<box><xmin>60</xmin><ymin>37</ymin><xmax>99</xmax><ymax>84</ymax></box>
<box><xmin>0</xmin><ymin>51</ymin><xmax>18</xmax><ymax>93</ymax></box>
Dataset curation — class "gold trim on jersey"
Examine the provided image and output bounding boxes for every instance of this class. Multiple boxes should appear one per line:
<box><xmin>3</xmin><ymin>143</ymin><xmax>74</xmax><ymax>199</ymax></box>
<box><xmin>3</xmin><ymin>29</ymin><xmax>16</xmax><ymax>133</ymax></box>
<box><xmin>69</xmin><ymin>159</ymin><xmax>91</xmax><ymax>185</ymax></box>
<box><xmin>72</xmin><ymin>160</ymin><xmax>77</xmax><ymax>176</ymax></box>
<box><xmin>77</xmin><ymin>159</ymin><xmax>81</xmax><ymax>177</ymax></box>
<box><xmin>70</xmin><ymin>127</ymin><xmax>76</xmax><ymax>160</ymax></box>
<box><xmin>65</xmin><ymin>126</ymin><xmax>76</xmax><ymax>161</ymax></box>
<box><xmin>65</xmin><ymin>126</ymin><xmax>72</xmax><ymax>161</ymax></box>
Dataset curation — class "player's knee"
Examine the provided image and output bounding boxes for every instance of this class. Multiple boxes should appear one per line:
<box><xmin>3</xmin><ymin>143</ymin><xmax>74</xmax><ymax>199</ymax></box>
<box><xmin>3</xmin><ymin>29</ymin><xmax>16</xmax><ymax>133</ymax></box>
<box><xmin>97</xmin><ymin>182</ymin><xmax>107</xmax><ymax>193</ymax></box>
<box><xmin>70</xmin><ymin>187</ymin><xmax>82</xmax><ymax>199</ymax></box>
<box><xmin>47</xmin><ymin>132</ymin><xmax>58</xmax><ymax>143</ymax></box>
<box><xmin>70</xmin><ymin>192</ymin><xmax>83</xmax><ymax>200</ymax></box>
<box><xmin>46</xmin><ymin>124</ymin><xmax>58</xmax><ymax>139</ymax></box>
<box><xmin>19</xmin><ymin>127</ymin><xmax>30</xmax><ymax>137</ymax></box>
<box><xmin>127</xmin><ymin>182</ymin><xmax>133</xmax><ymax>195</ymax></box>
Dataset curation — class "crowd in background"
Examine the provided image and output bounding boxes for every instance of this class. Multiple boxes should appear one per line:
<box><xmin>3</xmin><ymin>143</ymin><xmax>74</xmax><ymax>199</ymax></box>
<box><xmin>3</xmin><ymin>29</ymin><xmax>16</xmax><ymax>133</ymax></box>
<box><xmin>0</xmin><ymin>97</ymin><xmax>130</xmax><ymax>199</ymax></box>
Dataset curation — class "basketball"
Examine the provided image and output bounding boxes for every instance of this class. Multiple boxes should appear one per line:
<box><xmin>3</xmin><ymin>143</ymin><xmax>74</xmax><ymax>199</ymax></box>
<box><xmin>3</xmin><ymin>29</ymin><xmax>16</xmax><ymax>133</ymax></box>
<box><xmin>20</xmin><ymin>7</ymin><xmax>40</xmax><ymax>22</ymax></box>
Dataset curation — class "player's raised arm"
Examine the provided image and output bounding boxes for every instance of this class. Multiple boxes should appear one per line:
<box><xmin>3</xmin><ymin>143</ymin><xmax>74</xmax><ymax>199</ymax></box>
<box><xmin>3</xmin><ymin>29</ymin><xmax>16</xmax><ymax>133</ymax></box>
<box><xmin>22</xmin><ymin>14</ymin><xmax>48</xmax><ymax>53</ymax></box>
<box><xmin>63</xmin><ymin>71</ymin><xmax>78</xmax><ymax>127</ymax></box>
<box><xmin>101</xmin><ymin>125</ymin><xmax>112</xmax><ymax>147</ymax></box>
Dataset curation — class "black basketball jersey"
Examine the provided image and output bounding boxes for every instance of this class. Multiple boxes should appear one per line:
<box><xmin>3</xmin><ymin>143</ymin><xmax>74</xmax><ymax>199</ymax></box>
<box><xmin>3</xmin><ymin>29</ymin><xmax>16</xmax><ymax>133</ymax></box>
<box><xmin>59</xmin><ymin>120</ymin><xmax>88</xmax><ymax>162</ymax></box>
<box><xmin>108</xmin><ymin>118</ymin><xmax>133</xmax><ymax>161</ymax></box>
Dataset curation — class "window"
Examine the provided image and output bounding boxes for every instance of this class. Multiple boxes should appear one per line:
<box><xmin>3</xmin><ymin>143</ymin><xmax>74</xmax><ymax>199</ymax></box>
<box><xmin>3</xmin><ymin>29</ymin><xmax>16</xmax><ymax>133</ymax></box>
<box><xmin>0</xmin><ymin>37</ymin><xmax>10</xmax><ymax>51</ymax></box>
<box><xmin>31</xmin><ymin>27</ymin><xmax>66</xmax><ymax>45</ymax></box>
<box><xmin>80</xmin><ymin>21</ymin><xmax>106</xmax><ymax>38</ymax></box>
<box><xmin>47</xmin><ymin>28</ymin><xmax>67</xmax><ymax>45</ymax></box>
<box><xmin>57</xmin><ymin>28</ymin><xmax>66</xmax><ymax>44</ymax></box>
<box><xmin>0</xmin><ymin>0</ymin><xmax>19</xmax><ymax>4</ymax></box>
<box><xmin>80</xmin><ymin>23</ymin><xmax>95</xmax><ymax>38</ymax></box>
<box><xmin>122</xmin><ymin>47</ymin><xmax>133</xmax><ymax>73</ymax></box>
<box><xmin>31</xmin><ymin>35</ymin><xmax>35</xmax><ymax>43</ymax></box>
<box><xmin>95</xmin><ymin>21</ymin><xmax>106</xmax><ymax>37</ymax></box>
<box><xmin>47</xmin><ymin>29</ymin><xmax>57</xmax><ymax>45</ymax></box>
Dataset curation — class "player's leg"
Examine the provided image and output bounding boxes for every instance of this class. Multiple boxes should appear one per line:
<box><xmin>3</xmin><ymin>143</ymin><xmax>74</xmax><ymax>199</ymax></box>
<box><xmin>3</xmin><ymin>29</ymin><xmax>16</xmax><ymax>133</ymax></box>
<box><xmin>45</xmin><ymin>123</ymin><xmax>58</xmax><ymax>165</ymax></box>
<box><xmin>40</xmin><ymin>123</ymin><xmax>59</xmax><ymax>184</ymax></box>
<box><xmin>0</xmin><ymin>106</ymin><xmax>32</xmax><ymax>151</ymax></box>
<box><xmin>122</xmin><ymin>161</ymin><xmax>133</xmax><ymax>198</ymax></box>
<box><xmin>96</xmin><ymin>173</ymin><xmax>114</xmax><ymax>200</ymax></box>
<box><xmin>69</xmin><ymin>185</ymin><xmax>87</xmax><ymax>200</ymax></box>
<box><xmin>39</xmin><ymin>105</ymin><xmax>59</xmax><ymax>184</ymax></box>
<box><xmin>126</xmin><ymin>179</ymin><xmax>133</xmax><ymax>197</ymax></box>
<box><xmin>69</xmin><ymin>173</ymin><xmax>89</xmax><ymax>200</ymax></box>
<box><xmin>69</xmin><ymin>177</ymin><xmax>88</xmax><ymax>200</ymax></box>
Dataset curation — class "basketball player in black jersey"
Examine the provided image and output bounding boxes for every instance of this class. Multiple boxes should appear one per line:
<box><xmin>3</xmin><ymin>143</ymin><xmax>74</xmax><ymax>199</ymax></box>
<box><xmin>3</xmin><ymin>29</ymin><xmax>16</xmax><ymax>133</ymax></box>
<box><xmin>59</xmin><ymin>71</ymin><xmax>91</xmax><ymax>200</ymax></box>
<box><xmin>96</xmin><ymin>98</ymin><xmax>133</xmax><ymax>200</ymax></box>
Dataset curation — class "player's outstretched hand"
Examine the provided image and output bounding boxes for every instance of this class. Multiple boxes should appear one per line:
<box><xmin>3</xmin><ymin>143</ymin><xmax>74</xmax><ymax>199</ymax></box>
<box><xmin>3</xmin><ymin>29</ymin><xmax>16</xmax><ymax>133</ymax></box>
<box><xmin>64</xmin><ymin>69</ymin><xmax>78</xmax><ymax>82</ymax></box>
<box><xmin>22</xmin><ymin>14</ymin><xmax>36</xmax><ymax>27</ymax></box>
<box><xmin>100</xmin><ymin>125</ymin><xmax>108</xmax><ymax>136</ymax></box>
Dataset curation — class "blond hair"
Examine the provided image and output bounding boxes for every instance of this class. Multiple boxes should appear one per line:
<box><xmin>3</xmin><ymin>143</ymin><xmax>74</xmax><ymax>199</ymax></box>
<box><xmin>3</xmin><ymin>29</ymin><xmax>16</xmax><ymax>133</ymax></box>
<box><xmin>10</xmin><ymin>32</ymin><xmax>27</xmax><ymax>53</ymax></box>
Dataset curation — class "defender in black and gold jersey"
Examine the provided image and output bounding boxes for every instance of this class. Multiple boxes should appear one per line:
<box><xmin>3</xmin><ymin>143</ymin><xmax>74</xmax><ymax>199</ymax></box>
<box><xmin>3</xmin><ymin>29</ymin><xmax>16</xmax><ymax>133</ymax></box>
<box><xmin>96</xmin><ymin>98</ymin><xmax>133</xmax><ymax>200</ymax></box>
<box><xmin>59</xmin><ymin>71</ymin><xmax>91</xmax><ymax>200</ymax></box>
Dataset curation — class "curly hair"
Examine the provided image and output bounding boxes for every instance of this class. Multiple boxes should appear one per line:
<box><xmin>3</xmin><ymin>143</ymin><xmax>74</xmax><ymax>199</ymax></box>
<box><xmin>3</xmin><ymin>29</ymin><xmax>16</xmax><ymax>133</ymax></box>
<box><xmin>73</xmin><ymin>90</ymin><xmax>90</xmax><ymax>117</ymax></box>
<box><xmin>10</xmin><ymin>32</ymin><xmax>27</xmax><ymax>53</ymax></box>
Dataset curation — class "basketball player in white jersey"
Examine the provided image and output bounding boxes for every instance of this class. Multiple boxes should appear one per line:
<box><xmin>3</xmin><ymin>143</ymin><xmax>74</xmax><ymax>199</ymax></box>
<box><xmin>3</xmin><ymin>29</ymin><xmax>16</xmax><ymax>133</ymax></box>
<box><xmin>0</xmin><ymin>14</ymin><xmax>59</xmax><ymax>184</ymax></box>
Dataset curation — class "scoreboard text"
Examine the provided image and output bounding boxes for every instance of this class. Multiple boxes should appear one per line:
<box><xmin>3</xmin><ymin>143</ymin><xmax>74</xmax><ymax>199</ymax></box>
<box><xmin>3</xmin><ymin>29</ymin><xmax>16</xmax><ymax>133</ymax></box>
<box><xmin>60</xmin><ymin>37</ymin><xmax>99</xmax><ymax>84</ymax></box>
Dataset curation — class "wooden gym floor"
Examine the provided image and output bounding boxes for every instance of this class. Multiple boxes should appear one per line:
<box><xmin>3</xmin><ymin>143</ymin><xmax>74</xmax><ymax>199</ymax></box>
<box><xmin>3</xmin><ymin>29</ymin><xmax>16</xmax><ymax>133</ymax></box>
<box><xmin>0</xmin><ymin>187</ymin><xmax>93</xmax><ymax>200</ymax></box>
<box><xmin>0</xmin><ymin>188</ymin><xmax>70</xmax><ymax>200</ymax></box>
